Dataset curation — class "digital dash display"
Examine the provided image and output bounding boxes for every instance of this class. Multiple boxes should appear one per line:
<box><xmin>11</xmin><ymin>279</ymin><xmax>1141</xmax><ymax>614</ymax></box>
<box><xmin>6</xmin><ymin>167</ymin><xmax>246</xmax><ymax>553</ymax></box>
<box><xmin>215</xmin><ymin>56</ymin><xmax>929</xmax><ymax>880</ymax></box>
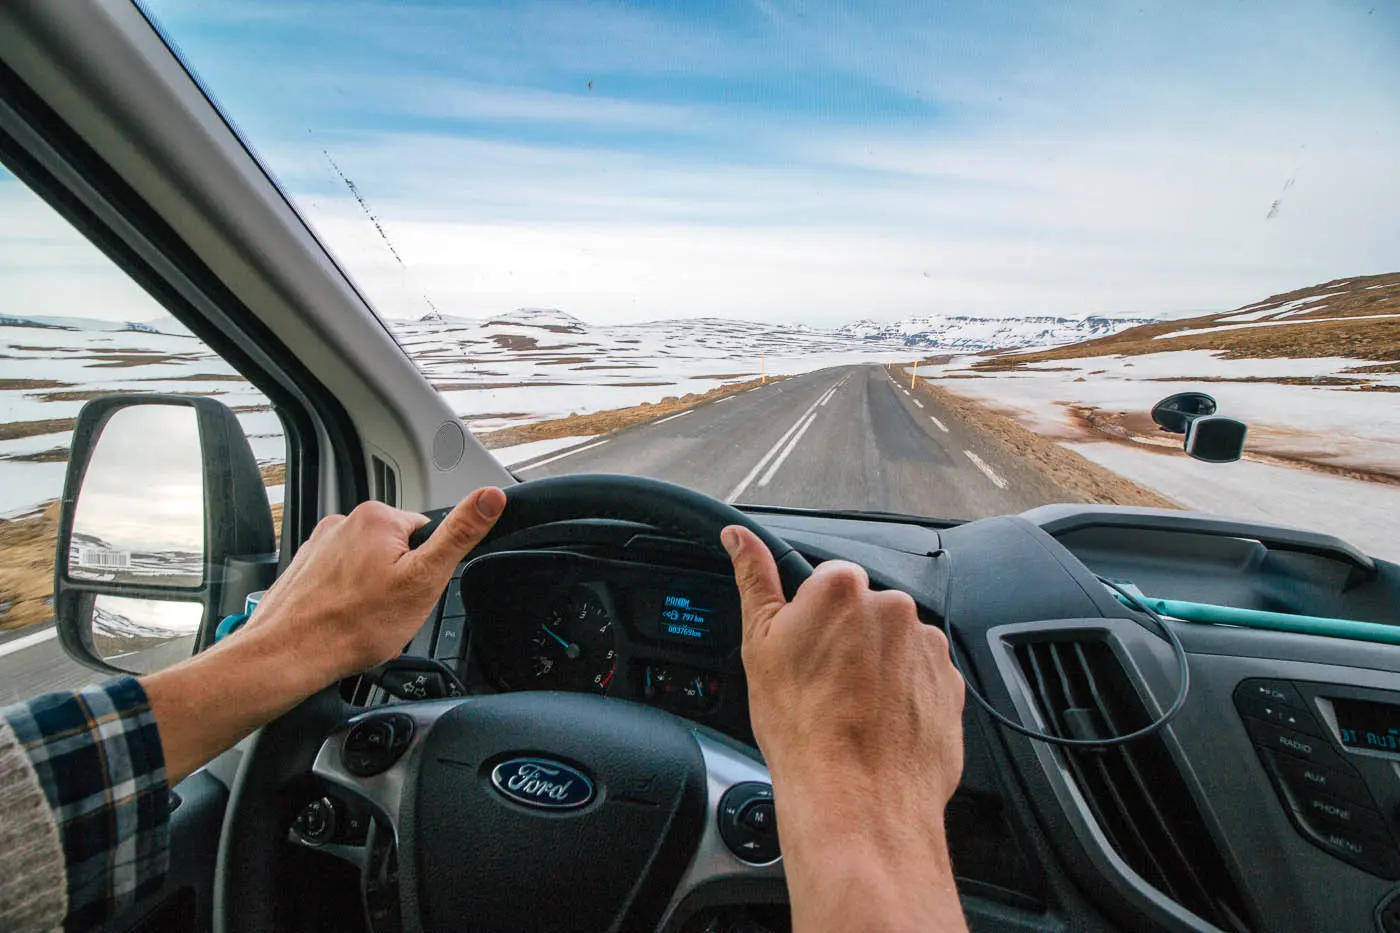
<box><xmin>656</xmin><ymin>593</ymin><xmax>714</xmax><ymax>641</ymax></box>
<box><xmin>1332</xmin><ymin>697</ymin><xmax>1400</xmax><ymax>755</ymax></box>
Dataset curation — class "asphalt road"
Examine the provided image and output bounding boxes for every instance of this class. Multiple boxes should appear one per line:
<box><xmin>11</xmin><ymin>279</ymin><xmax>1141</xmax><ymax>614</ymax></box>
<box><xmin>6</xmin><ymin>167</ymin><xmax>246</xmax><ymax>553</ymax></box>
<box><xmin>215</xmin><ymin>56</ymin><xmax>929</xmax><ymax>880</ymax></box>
<box><xmin>0</xmin><ymin>622</ymin><xmax>196</xmax><ymax>705</ymax></box>
<box><xmin>0</xmin><ymin>623</ymin><xmax>102</xmax><ymax>706</ymax></box>
<box><xmin>517</xmin><ymin>363</ymin><xmax>1053</xmax><ymax>518</ymax></box>
<box><xmin>3</xmin><ymin>363</ymin><xmax>1050</xmax><ymax>702</ymax></box>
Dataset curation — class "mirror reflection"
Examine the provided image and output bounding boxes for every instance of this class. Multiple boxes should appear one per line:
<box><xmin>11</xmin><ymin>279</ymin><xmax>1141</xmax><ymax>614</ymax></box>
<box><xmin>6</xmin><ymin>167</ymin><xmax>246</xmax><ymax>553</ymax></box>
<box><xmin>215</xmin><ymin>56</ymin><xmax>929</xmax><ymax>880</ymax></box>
<box><xmin>92</xmin><ymin>595</ymin><xmax>203</xmax><ymax>674</ymax></box>
<box><xmin>68</xmin><ymin>405</ymin><xmax>206</xmax><ymax>588</ymax></box>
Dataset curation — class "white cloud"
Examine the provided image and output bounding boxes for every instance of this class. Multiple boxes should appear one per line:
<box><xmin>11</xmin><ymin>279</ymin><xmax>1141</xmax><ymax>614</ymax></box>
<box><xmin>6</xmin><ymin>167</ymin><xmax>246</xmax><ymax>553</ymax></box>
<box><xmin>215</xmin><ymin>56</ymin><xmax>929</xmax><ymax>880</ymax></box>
<box><xmin>286</xmin><ymin>109</ymin><xmax>1400</xmax><ymax>326</ymax></box>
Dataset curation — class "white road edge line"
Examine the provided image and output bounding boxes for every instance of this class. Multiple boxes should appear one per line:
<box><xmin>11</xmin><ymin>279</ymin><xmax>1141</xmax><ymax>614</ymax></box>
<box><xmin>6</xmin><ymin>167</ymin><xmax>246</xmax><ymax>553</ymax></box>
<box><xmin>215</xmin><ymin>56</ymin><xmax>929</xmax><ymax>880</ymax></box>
<box><xmin>912</xmin><ymin>399</ymin><xmax>924</xmax><ymax>409</ymax></box>
<box><xmin>930</xmin><ymin>415</ymin><xmax>948</xmax><ymax>432</ymax></box>
<box><xmin>715</xmin><ymin>396</ymin><xmax>733</xmax><ymax>404</ymax></box>
<box><xmin>516</xmin><ymin>440</ymin><xmax>609</xmax><ymax>471</ymax></box>
<box><xmin>654</xmin><ymin>410</ymin><xmax>694</xmax><ymax>425</ymax></box>
<box><xmin>757</xmin><ymin>413</ymin><xmax>818</xmax><ymax>487</ymax></box>
<box><xmin>725</xmin><ymin>380</ymin><xmax>840</xmax><ymax>502</ymax></box>
<box><xmin>0</xmin><ymin>626</ymin><xmax>57</xmax><ymax>659</ymax></box>
<box><xmin>964</xmin><ymin>450</ymin><xmax>1008</xmax><ymax>490</ymax></box>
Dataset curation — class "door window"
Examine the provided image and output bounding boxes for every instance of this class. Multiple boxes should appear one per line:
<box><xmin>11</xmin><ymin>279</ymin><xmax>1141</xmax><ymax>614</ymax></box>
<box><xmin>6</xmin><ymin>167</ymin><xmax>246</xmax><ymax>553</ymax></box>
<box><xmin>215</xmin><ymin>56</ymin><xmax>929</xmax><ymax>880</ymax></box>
<box><xmin>0</xmin><ymin>162</ymin><xmax>286</xmax><ymax>703</ymax></box>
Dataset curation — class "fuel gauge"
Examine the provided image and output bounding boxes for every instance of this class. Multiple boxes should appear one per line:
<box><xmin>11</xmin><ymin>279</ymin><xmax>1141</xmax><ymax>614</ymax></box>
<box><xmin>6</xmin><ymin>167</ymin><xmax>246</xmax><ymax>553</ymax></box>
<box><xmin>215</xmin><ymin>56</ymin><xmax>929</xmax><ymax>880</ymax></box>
<box><xmin>639</xmin><ymin>663</ymin><xmax>721</xmax><ymax>715</ymax></box>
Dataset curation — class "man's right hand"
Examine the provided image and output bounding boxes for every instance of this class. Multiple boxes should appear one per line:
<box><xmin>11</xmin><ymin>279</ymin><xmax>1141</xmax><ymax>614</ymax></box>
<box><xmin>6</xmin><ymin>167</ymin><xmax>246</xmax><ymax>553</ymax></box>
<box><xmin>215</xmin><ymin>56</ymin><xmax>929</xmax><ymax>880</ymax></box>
<box><xmin>722</xmin><ymin>524</ymin><xmax>968</xmax><ymax>933</ymax></box>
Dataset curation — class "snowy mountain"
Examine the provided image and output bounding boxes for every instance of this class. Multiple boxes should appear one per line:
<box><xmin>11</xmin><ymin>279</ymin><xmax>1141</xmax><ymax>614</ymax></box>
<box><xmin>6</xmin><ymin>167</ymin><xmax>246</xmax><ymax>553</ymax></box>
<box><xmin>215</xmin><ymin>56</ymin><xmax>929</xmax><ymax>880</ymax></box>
<box><xmin>835</xmin><ymin>314</ymin><xmax>1159</xmax><ymax>353</ymax></box>
<box><xmin>0</xmin><ymin>313</ymin><xmax>190</xmax><ymax>335</ymax></box>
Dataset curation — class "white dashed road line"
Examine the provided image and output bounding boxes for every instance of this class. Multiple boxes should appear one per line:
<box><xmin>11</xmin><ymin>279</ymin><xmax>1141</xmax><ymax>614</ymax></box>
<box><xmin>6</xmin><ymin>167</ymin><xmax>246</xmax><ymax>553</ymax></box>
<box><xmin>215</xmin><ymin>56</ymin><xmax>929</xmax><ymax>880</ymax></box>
<box><xmin>930</xmin><ymin>415</ymin><xmax>948</xmax><ymax>432</ymax></box>
<box><xmin>517</xmin><ymin>440</ymin><xmax>610</xmax><ymax>471</ymax></box>
<box><xmin>964</xmin><ymin>450</ymin><xmax>1008</xmax><ymax>489</ymax></box>
<box><xmin>0</xmin><ymin>627</ymin><xmax>56</xmax><ymax>659</ymax></box>
<box><xmin>654</xmin><ymin>410</ymin><xmax>694</xmax><ymax>425</ymax></box>
<box><xmin>912</xmin><ymin>399</ymin><xmax>924</xmax><ymax>409</ymax></box>
<box><xmin>726</xmin><ymin>379</ymin><xmax>841</xmax><ymax>502</ymax></box>
<box><xmin>714</xmin><ymin>396</ymin><xmax>733</xmax><ymax>404</ymax></box>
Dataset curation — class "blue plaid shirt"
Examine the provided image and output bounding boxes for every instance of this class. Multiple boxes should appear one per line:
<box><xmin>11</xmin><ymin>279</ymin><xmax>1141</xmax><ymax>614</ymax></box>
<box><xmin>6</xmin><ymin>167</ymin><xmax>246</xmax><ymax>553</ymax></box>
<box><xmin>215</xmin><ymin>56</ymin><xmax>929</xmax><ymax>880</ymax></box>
<box><xmin>2</xmin><ymin>677</ymin><xmax>169</xmax><ymax>931</ymax></box>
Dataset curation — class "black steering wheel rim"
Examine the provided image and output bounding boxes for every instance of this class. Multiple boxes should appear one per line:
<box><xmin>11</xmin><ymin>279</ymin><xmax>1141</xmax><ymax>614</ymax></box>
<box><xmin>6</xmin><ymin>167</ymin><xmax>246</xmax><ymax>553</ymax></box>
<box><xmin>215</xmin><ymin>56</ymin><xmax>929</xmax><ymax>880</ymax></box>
<box><xmin>216</xmin><ymin>473</ymin><xmax>810</xmax><ymax>933</ymax></box>
<box><xmin>412</xmin><ymin>473</ymin><xmax>814</xmax><ymax>599</ymax></box>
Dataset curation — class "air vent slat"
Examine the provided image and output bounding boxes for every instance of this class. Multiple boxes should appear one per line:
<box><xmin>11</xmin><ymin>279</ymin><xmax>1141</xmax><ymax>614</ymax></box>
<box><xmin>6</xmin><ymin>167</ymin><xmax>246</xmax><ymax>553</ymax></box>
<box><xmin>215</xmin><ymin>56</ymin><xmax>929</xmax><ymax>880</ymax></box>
<box><xmin>1073</xmin><ymin>643</ymin><xmax>1212</xmax><ymax>907</ymax></box>
<box><xmin>1013</xmin><ymin>636</ymin><xmax>1251</xmax><ymax>932</ymax></box>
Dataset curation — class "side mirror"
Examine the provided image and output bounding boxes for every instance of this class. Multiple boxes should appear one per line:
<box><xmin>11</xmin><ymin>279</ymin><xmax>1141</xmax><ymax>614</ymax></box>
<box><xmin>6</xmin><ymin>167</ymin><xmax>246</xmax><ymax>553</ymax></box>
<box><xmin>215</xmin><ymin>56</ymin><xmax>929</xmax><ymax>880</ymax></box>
<box><xmin>54</xmin><ymin>396</ymin><xmax>277</xmax><ymax>675</ymax></box>
<box><xmin>1151</xmin><ymin>392</ymin><xmax>1218</xmax><ymax>434</ymax></box>
<box><xmin>1185</xmin><ymin>415</ymin><xmax>1248</xmax><ymax>464</ymax></box>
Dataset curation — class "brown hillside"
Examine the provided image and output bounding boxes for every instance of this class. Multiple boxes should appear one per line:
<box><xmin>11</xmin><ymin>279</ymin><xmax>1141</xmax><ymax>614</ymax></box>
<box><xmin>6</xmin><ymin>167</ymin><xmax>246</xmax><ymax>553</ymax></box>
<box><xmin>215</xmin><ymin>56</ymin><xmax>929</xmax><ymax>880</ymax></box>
<box><xmin>976</xmin><ymin>272</ymin><xmax>1400</xmax><ymax>371</ymax></box>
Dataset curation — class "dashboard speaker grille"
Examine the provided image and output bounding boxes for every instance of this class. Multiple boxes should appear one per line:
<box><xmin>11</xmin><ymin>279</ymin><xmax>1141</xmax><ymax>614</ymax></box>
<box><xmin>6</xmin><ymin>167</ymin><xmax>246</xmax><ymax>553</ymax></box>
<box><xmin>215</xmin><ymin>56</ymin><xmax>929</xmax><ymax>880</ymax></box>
<box><xmin>1013</xmin><ymin>636</ymin><xmax>1251</xmax><ymax>932</ymax></box>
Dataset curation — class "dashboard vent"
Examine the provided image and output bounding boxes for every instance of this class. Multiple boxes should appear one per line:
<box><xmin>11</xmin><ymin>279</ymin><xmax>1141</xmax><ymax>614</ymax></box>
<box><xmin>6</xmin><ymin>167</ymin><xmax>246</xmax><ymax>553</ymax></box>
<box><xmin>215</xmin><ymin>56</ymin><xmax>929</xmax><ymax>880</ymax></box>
<box><xmin>1013</xmin><ymin>636</ymin><xmax>1251</xmax><ymax>932</ymax></box>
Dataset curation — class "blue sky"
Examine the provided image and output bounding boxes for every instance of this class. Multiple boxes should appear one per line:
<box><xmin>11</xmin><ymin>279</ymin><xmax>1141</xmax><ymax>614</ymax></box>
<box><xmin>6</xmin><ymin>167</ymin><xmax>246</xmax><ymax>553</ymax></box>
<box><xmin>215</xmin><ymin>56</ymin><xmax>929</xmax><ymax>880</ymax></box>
<box><xmin>127</xmin><ymin>0</ymin><xmax>1400</xmax><ymax>325</ymax></box>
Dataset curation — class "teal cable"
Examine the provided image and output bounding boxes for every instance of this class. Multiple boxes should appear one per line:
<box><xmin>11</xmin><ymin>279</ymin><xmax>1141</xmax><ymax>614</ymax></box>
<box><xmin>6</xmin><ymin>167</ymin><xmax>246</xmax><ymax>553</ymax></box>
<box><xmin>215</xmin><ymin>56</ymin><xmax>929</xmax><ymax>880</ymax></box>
<box><xmin>1115</xmin><ymin>595</ymin><xmax>1400</xmax><ymax>647</ymax></box>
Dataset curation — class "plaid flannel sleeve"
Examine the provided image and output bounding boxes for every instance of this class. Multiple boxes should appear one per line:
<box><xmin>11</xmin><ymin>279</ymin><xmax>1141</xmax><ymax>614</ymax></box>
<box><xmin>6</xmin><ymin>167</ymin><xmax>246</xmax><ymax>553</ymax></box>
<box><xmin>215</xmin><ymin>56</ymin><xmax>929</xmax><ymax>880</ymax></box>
<box><xmin>1</xmin><ymin>676</ymin><xmax>170</xmax><ymax>932</ymax></box>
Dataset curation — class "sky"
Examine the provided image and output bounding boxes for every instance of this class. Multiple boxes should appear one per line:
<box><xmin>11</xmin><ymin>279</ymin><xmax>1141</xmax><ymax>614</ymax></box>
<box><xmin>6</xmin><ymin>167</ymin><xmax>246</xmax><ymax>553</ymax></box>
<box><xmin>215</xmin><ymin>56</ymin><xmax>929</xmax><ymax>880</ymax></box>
<box><xmin>8</xmin><ymin>0</ymin><xmax>1400</xmax><ymax>327</ymax></box>
<box><xmin>71</xmin><ymin>404</ymin><xmax>207</xmax><ymax>558</ymax></box>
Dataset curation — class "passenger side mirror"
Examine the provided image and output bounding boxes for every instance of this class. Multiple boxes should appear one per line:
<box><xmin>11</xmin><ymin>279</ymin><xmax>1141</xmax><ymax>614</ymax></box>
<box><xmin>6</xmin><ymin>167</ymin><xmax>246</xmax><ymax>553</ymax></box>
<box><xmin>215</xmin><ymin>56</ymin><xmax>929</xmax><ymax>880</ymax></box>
<box><xmin>1150</xmin><ymin>392</ymin><xmax>1247</xmax><ymax>464</ymax></box>
<box><xmin>53</xmin><ymin>396</ymin><xmax>277</xmax><ymax>674</ymax></box>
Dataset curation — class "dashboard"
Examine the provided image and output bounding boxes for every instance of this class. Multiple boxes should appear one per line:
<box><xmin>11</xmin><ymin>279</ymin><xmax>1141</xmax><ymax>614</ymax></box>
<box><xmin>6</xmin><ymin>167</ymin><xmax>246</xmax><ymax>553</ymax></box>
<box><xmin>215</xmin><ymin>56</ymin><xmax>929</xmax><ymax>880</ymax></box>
<box><xmin>342</xmin><ymin>503</ymin><xmax>1400</xmax><ymax>933</ymax></box>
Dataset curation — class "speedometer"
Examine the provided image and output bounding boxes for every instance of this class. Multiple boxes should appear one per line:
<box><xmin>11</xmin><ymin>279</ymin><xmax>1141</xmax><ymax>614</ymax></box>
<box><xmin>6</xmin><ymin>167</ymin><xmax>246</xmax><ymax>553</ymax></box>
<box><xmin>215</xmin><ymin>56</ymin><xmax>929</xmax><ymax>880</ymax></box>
<box><xmin>499</xmin><ymin>586</ymin><xmax>618</xmax><ymax>694</ymax></box>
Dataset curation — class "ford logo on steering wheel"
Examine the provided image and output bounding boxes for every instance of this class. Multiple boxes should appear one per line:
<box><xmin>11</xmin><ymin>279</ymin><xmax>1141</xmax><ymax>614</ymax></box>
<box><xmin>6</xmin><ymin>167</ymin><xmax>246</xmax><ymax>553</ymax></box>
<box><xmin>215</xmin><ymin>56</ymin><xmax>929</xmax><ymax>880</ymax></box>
<box><xmin>490</xmin><ymin>757</ymin><xmax>595</xmax><ymax>810</ymax></box>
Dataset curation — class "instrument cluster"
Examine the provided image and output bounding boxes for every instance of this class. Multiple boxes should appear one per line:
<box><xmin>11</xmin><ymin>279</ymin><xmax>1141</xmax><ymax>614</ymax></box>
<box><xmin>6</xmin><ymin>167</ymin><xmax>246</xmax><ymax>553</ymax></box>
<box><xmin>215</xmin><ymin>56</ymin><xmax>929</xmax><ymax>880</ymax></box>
<box><xmin>460</xmin><ymin>551</ymin><xmax>749</xmax><ymax>736</ymax></box>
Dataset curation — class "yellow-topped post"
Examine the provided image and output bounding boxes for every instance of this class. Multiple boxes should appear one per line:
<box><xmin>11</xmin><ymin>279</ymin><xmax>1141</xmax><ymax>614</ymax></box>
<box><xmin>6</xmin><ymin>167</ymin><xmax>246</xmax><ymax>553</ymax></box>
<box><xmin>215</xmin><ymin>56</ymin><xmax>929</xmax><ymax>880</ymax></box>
<box><xmin>910</xmin><ymin>359</ymin><xmax>918</xmax><ymax>389</ymax></box>
<box><xmin>761</xmin><ymin>352</ymin><xmax>766</xmax><ymax>384</ymax></box>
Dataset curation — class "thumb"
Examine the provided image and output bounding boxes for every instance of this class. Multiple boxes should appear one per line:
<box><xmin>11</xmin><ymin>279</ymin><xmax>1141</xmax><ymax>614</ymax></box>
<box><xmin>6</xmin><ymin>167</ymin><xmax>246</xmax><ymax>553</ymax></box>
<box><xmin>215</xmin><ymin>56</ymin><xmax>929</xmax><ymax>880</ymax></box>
<box><xmin>408</xmin><ymin>486</ymin><xmax>507</xmax><ymax>576</ymax></box>
<box><xmin>722</xmin><ymin>525</ymin><xmax>786</xmax><ymax>642</ymax></box>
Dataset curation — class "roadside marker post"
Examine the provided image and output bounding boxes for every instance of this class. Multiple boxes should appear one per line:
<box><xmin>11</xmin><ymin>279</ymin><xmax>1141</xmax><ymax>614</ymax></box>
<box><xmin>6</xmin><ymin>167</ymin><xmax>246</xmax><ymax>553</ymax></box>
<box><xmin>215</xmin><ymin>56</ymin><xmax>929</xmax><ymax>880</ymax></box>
<box><xmin>761</xmin><ymin>352</ymin><xmax>766</xmax><ymax>384</ymax></box>
<box><xmin>910</xmin><ymin>360</ymin><xmax>918</xmax><ymax>389</ymax></box>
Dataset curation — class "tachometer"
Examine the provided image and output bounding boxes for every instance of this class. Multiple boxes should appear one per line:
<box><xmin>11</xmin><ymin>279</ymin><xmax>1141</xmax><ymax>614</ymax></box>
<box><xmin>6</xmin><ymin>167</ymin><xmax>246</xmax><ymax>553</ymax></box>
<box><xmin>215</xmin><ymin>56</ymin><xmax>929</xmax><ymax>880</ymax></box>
<box><xmin>501</xmin><ymin>586</ymin><xmax>617</xmax><ymax>693</ymax></box>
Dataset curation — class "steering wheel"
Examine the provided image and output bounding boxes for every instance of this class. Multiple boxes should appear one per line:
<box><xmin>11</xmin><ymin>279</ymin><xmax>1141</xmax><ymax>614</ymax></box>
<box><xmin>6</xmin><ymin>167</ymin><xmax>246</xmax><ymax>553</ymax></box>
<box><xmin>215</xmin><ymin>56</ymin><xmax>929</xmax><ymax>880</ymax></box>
<box><xmin>214</xmin><ymin>474</ymin><xmax>815</xmax><ymax>933</ymax></box>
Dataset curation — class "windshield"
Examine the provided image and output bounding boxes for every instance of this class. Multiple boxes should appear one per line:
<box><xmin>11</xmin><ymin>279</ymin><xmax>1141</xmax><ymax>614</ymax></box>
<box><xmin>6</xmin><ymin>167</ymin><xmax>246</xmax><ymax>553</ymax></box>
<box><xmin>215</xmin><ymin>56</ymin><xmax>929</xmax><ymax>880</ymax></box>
<box><xmin>139</xmin><ymin>1</ymin><xmax>1398</xmax><ymax>557</ymax></box>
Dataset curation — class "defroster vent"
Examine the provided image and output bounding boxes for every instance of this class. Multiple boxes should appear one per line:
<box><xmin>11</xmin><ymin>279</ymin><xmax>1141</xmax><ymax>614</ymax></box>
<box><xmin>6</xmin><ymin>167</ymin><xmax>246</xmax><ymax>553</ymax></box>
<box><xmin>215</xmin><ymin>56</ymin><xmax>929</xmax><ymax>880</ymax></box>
<box><xmin>1014</xmin><ymin>636</ymin><xmax>1251</xmax><ymax>931</ymax></box>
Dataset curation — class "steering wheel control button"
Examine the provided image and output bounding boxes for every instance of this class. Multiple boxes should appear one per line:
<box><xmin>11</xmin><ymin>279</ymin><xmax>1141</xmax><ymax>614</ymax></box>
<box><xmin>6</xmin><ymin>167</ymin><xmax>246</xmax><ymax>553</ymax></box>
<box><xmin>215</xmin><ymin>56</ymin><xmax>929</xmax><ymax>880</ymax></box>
<box><xmin>740</xmin><ymin>800</ymin><xmax>775</xmax><ymax>832</ymax></box>
<box><xmin>344</xmin><ymin>714</ymin><xmax>415</xmax><ymax>777</ymax></box>
<box><xmin>294</xmin><ymin>797</ymin><xmax>338</xmax><ymax>846</ymax></box>
<box><xmin>719</xmin><ymin>782</ymin><xmax>780</xmax><ymax>864</ymax></box>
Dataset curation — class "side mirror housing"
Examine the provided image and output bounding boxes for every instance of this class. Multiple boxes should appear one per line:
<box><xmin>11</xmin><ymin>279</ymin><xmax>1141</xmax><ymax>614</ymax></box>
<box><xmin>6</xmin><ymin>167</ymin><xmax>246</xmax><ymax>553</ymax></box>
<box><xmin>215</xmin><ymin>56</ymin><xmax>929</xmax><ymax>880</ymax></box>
<box><xmin>53</xmin><ymin>395</ymin><xmax>277</xmax><ymax>674</ymax></box>
<box><xmin>1185</xmin><ymin>415</ymin><xmax>1248</xmax><ymax>464</ymax></box>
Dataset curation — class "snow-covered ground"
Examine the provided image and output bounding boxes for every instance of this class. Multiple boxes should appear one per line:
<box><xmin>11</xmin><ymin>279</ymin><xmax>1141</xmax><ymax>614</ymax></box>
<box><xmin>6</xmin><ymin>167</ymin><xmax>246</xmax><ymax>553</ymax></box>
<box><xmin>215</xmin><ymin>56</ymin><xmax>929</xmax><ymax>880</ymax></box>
<box><xmin>1070</xmin><ymin>443</ymin><xmax>1400</xmax><ymax>563</ymax></box>
<box><xmin>916</xmin><ymin>350</ymin><xmax>1400</xmax><ymax>477</ymax></box>
<box><xmin>910</xmin><ymin>350</ymin><xmax>1400</xmax><ymax>560</ymax></box>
